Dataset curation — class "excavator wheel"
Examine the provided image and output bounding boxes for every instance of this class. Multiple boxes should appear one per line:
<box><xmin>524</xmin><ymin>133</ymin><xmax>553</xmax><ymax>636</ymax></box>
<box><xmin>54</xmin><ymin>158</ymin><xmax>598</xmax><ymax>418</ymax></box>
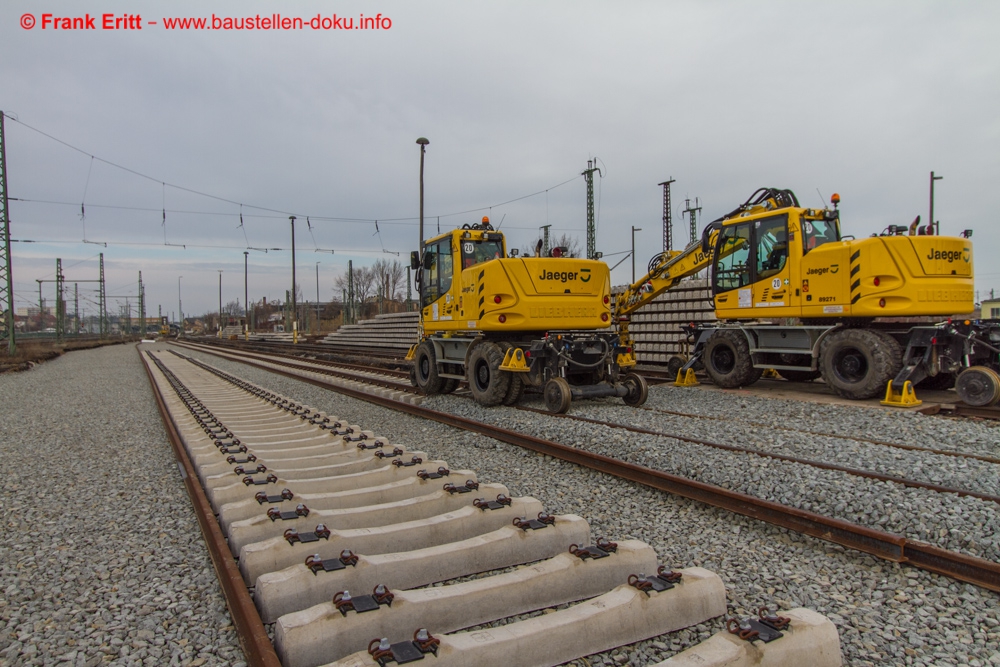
<box><xmin>544</xmin><ymin>377</ymin><xmax>572</xmax><ymax>414</ymax></box>
<box><xmin>413</xmin><ymin>341</ymin><xmax>444</xmax><ymax>395</ymax></box>
<box><xmin>819</xmin><ymin>329</ymin><xmax>902</xmax><ymax>400</ymax></box>
<box><xmin>621</xmin><ymin>372</ymin><xmax>649</xmax><ymax>407</ymax></box>
<box><xmin>665</xmin><ymin>355</ymin><xmax>686</xmax><ymax>378</ymax></box>
<box><xmin>467</xmin><ymin>342</ymin><xmax>511</xmax><ymax>407</ymax></box>
<box><xmin>955</xmin><ymin>366</ymin><xmax>1000</xmax><ymax>407</ymax></box>
<box><xmin>498</xmin><ymin>343</ymin><xmax>525</xmax><ymax>406</ymax></box>
<box><xmin>702</xmin><ymin>329</ymin><xmax>762</xmax><ymax>388</ymax></box>
<box><xmin>440</xmin><ymin>378</ymin><xmax>460</xmax><ymax>394</ymax></box>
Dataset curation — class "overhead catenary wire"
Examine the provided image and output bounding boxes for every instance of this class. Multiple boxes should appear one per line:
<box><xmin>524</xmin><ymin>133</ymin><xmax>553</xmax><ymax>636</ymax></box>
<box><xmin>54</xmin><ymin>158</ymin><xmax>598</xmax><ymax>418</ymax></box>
<box><xmin>4</xmin><ymin>113</ymin><xmax>583</xmax><ymax>228</ymax></box>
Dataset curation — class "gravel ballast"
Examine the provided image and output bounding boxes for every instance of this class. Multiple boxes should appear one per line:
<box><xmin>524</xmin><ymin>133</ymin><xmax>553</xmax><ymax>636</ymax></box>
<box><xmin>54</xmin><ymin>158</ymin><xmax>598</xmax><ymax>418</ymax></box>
<box><xmin>0</xmin><ymin>344</ymin><xmax>245</xmax><ymax>667</ymax></box>
<box><xmin>173</xmin><ymin>345</ymin><xmax>1000</xmax><ymax>667</ymax></box>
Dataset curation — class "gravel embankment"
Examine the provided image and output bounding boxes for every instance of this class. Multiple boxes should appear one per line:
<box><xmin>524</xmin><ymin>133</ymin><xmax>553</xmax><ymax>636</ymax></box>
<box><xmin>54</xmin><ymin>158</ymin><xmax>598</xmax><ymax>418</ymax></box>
<box><xmin>0</xmin><ymin>344</ymin><xmax>245</xmax><ymax>667</ymax></box>
<box><xmin>175</xmin><ymin>346</ymin><xmax>1000</xmax><ymax>667</ymax></box>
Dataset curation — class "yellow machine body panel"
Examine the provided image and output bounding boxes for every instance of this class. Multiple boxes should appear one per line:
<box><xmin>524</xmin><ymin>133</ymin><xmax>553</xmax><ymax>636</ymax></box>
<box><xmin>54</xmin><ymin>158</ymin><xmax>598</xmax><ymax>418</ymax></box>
<box><xmin>420</xmin><ymin>228</ymin><xmax>612</xmax><ymax>335</ymax></box>
<box><xmin>794</xmin><ymin>235</ymin><xmax>974</xmax><ymax>318</ymax></box>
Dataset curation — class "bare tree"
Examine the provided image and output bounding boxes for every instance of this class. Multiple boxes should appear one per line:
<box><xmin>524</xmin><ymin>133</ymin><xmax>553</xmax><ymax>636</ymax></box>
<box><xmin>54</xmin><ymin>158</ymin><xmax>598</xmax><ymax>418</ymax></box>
<box><xmin>222</xmin><ymin>300</ymin><xmax>244</xmax><ymax>317</ymax></box>
<box><xmin>372</xmin><ymin>258</ymin><xmax>406</xmax><ymax>301</ymax></box>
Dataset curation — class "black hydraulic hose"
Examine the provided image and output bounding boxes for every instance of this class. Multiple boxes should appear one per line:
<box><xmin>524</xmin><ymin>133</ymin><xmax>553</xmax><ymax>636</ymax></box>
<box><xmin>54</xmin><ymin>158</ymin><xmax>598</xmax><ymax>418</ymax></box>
<box><xmin>548</xmin><ymin>339</ymin><xmax>611</xmax><ymax>369</ymax></box>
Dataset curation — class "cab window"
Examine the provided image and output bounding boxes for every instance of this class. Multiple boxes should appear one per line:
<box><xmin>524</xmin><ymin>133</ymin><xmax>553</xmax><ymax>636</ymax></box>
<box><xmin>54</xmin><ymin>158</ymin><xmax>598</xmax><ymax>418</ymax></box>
<box><xmin>421</xmin><ymin>239</ymin><xmax>454</xmax><ymax>307</ymax></box>
<box><xmin>713</xmin><ymin>222</ymin><xmax>752</xmax><ymax>293</ymax></box>
<box><xmin>461</xmin><ymin>240</ymin><xmax>504</xmax><ymax>271</ymax></box>
<box><xmin>755</xmin><ymin>216</ymin><xmax>788</xmax><ymax>280</ymax></box>
<box><xmin>802</xmin><ymin>218</ymin><xmax>839</xmax><ymax>254</ymax></box>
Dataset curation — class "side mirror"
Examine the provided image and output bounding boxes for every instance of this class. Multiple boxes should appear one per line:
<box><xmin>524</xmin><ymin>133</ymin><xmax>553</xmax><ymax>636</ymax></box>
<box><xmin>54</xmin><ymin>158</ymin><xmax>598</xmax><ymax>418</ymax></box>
<box><xmin>410</xmin><ymin>251</ymin><xmax>420</xmax><ymax>271</ymax></box>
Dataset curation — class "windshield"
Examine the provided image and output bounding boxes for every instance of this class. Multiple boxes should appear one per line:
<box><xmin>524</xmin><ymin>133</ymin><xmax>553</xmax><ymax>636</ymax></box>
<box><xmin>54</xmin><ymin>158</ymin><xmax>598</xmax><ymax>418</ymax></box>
<box><xmin>802</xmin><ymin>218</ymin><xmax>840</xmax><ymax>254</ymax></box>
<box><xmin>461</xmin><ymin>240</ymin><xmax>504</xmax><ymax>270</ymax></box>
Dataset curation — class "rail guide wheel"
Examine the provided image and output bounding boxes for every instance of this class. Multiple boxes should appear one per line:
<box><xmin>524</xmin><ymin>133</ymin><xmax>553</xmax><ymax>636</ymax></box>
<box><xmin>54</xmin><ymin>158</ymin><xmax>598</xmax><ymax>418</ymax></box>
<box><xmin>955</xmin><ymin>366</ymin><xmax>1000</xmax><ymax>407</ymax></box>
<box><xmin>544</xmin><ymin>377</ymin><xmax>572</xmax><ymax>414</ymax></box>
<box><xmin>622</xmin><ymin>372</ymin><xmax>649</xmax><ymax>407</ymax></box>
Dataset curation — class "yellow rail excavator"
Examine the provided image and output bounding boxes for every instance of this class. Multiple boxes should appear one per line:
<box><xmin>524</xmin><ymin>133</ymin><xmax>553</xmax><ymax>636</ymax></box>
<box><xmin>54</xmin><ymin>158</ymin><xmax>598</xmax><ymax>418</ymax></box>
<box><xmin>617</xmin><ymin>187</ymin><xmax>998</xmax><ymax>407</ymax></box>
<box><xmin>408</xmin><ymin>217</ymin><xmax>645</xmax><ymax>412</ymax></box>
<box><xmin>409</xmin><ymin>190</ymin><xmax>999</xmax><ymax>412</ymax></box>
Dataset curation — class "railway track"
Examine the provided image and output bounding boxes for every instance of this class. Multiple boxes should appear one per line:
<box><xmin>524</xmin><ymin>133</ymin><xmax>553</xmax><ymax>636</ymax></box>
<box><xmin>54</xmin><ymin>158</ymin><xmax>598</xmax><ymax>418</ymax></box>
<box><xmin>168</xmin><ymin>341</ymin><xmax>1000</xmax><ymax>589</ymax></box>
<box><xmin>142</xmin><ymin>345</ymin><xmax>845</xmax><ymax>667</ymax></box>
<box><xmin>178</xmin><ymin>340</ymin><xmax>1000</xmax><ymax>502</ymax></box>
<box><xmin>186</xmin><ymin>337</ymin><xmax>1000</xmax><ymax>424</ymax></box>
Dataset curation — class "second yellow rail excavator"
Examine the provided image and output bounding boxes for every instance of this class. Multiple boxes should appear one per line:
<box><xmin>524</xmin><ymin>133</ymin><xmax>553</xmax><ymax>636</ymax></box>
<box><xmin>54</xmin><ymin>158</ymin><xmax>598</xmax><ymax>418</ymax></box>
<box><xmin>616</xmin><ymin>187</ymin><xmax>998</xmax><ymax>407</ymax></box>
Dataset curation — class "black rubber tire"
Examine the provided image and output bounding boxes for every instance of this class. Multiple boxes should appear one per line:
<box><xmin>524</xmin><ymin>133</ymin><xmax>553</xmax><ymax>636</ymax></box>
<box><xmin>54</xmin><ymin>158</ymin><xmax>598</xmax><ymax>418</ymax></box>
<box><xmin>702</xmin><ymin>329</ymin><xmax>762</xmax><ymax>388</ymax></box>
<box><xmin>955</xmin><ymin>366</ymin><xmax>1000</xmax><ymax>407</ymax></box>
<box><xmin>544</xmin><ymin>377</ymin><xmax>572</xmax><ymax>414</ymax></box>
<box><xmin>498</xmin><ymin>343</ymin><xmax>526</xmax><ymax>406</ymax></box>
<box><xmin>819</xmin><ymin>329</ymin><xmax>902</xmax><ymax>400</ymax></box>
<box><xmin>777</xmin><ymin>369</ymin><xmax>822</xmax><ymax>382</ymax></box>
<box><xmin>621</xmin><ymin>372</ymin><xmax>649</xmax><ymax>406</ymax></box>
<box><xmin>466</xmin><ymin>342</ymin><xmax>510</xmax><ymax>407</ymax></box>
<box><xmin>440</xmin><ymin>378</ymin><xmax>459</xmax><ymax>394</ymax></box>
<box><xmin>665</xmin><ymin>355</ymin><xmax>686</xmax><ymax>378</ymax></box>
<box><xmin>916</xmin><ymin>372</ymin><xmax>956</xmax><ymax>390</ymax></box>
<box><xmin>413</xmin><ymin>342</ymin><xmax>443</xmax><ymax>395</ymax></box>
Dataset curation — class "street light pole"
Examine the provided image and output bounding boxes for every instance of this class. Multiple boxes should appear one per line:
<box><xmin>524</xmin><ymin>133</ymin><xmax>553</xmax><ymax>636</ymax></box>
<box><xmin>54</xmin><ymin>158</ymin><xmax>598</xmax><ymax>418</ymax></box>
<box><xmin>243</xmin><ymin>251</ymin><xmax>249</xmax><ymax>339</ymax></box>
<box><xmin>416</xmin><ymin>138</ymin><xmax>429</xmax><ymax>256</ymax></box>
<box><xmin>289</xmin><ymin>216</ymin><xmax>297</xmax><ymax>342</ymax></box>
<box><xmin>315</xmin><ymin>261</ymin><xmax>321</xmax><ymax>330</ymax></box>
<box><xmin>177</xmin><ymin>276</ymin><xmax>183</xmax><ymax>338</ymax></box>
<box><xmin>930</xmin><ymin>171</ymin><xmax>944</xmax><ymax>236</ymax></box>
<box><xmin>631</xmin><ymin>226</ymin><xmax>643</xmax><ymax>283</ymax></box>
<box><xmin>218</xmin><ymin>270</ymin><xmax>223</xmax><ymax>333</ymax></box>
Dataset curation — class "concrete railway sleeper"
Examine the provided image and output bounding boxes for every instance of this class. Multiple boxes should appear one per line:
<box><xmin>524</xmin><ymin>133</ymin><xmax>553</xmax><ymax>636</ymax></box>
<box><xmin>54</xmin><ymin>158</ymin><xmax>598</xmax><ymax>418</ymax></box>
<box><xmin>140</xmin><ymin>347</ymin><xmax>844</xmax><ymax>666</ymax></box>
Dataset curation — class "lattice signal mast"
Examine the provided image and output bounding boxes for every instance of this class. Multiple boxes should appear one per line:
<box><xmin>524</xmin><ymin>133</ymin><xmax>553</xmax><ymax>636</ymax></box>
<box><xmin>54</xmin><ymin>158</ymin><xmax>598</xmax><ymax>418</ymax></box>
<box><xmin>0</xmin><ymin>112</ymin><xmax>14</xmax><ymax>354</ymax></box>
<box><xmin>582</xmin><ymin>159</ymin><xmax>602</xmax><ymax>260</ymax></box>
<box><xmin>683</xmin><ymin>197</ymin><xmax>702</xmax><ymax>245</ymax></box>
<box><xmin>138</xmin><ymin>271</ymin><xmax>145</xmax><ymax>336</ymax></box>
<box><xmin>56</xmin><ymin>258</ymin><xmax>65</xmax><ymax>340</ymax></box>
<box><xmin>659</xmin><ymin>178</ymin><xmax>675</xmax><ymax>252</ymax></box>
<box><xmin>99</xmin><ymin>253</ymin><xmax>107</xmax><ymax>337</ymax></box>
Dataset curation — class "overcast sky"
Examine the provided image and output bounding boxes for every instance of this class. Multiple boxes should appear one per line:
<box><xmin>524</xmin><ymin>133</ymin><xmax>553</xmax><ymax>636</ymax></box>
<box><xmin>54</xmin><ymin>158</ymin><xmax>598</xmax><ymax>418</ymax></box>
<box><xmin>3</xmin><ymin>0</ymin><xmax>999</xmax><ymax>320</ymax></box>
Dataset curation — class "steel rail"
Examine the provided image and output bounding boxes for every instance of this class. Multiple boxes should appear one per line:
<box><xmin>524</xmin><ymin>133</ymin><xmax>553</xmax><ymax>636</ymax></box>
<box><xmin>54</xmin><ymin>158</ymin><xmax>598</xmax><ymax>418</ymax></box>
<box><xmin>180</xmin><ymin>340</ymin><xmax>415</xmax><ymax>392</ymax></box>
<box><xmin>641</xmin><ymin>404</ymin><xmax>1000</xmax><ymax>465</ymax></box>
<box><xmin>139</xmin><ymin>348</ymin><xmax>281</xmax><ymax>667</ymax></box>
<box><xmin>169</xmin><ymin>342</ymin><xmax>1000</xmax><ymax>594</ymax></box>
<box><xmin>516</xmin><ymin>406</ymin><xmax>1000</xmax><ymax>505</ymax></box>
<box><xmin>919</xmin><ymin>402</ymin><xmax>1000</xmax><ymax>422</ymax></box>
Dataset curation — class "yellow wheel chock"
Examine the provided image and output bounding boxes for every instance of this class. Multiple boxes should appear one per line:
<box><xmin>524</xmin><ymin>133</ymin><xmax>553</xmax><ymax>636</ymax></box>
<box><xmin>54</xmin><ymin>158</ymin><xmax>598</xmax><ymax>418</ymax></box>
<box><xmin>674</xmin><ymin>368</ymin><xmax>700</xmax><ymax>387</ymax></box>
<box><xmin>761</xmin><ymin>368</ymin><xmax>781</xmax><ymax>379</ymax></box>
<box><xmin>880</xmin><ymin>380</ymin><xmax>922</xmax><ymax>407</ymax></box>
<box><xmin>499</xmin><ymin>347</ymin><xmax>530</xmax><ymax>372</ymax></box>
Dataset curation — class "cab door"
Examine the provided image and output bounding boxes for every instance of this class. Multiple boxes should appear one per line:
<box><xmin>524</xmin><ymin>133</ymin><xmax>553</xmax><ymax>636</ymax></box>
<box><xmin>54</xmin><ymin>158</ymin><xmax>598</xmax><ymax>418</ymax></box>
<box><xmin>712</xmin><ymin>221</ymin><xmax>753</xmax><ymax>318</ymax></box>
<box><xmin>750</xmin><ymin>214</ymin><xmax>797</xmax><ymax>317</ymax></box>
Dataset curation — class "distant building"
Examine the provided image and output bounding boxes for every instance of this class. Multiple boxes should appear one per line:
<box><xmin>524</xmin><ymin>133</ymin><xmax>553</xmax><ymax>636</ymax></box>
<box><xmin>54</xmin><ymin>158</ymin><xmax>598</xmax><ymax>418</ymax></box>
<box><xmin>982</xmin><ymin>299</ymin><xmax>1000</xmax><ymax>320</ymax></box>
